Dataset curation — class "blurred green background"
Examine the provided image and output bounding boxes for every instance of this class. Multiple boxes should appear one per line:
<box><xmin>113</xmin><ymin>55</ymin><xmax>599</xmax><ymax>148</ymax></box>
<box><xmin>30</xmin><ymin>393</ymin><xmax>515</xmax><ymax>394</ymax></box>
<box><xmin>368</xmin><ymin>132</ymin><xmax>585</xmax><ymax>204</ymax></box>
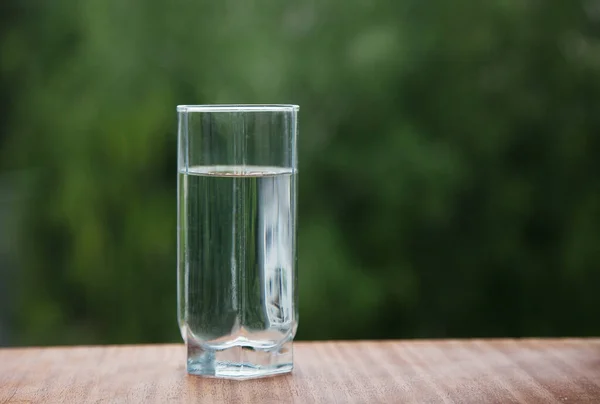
<box><xmin>1</xmin><ymin>1</ymin><xmax>599</xmax><ymax>346</ymax></box>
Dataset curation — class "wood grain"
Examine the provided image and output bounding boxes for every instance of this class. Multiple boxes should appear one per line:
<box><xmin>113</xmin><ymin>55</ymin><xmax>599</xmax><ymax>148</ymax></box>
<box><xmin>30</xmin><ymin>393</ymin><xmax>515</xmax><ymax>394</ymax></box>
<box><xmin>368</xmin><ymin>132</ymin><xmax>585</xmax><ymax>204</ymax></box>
<box><xmin>1</xmin><ymin>339</ymin><xmax>599</xmax><ymax>403</ymax></box>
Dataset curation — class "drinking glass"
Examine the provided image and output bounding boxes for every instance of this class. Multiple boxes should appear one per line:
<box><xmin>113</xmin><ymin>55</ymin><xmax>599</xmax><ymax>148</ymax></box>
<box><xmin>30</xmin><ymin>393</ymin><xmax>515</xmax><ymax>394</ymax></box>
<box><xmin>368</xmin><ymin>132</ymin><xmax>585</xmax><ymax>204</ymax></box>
<box><xmin>177</xmin><ymin>104</ymin><xmax>299</xmax><ymax>379</ymax></box>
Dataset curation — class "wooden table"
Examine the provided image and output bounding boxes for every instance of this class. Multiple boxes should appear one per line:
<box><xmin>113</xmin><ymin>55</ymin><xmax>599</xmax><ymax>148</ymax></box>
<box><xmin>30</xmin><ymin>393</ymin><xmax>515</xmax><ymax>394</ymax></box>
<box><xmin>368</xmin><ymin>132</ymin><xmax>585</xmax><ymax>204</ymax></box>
<box><xmin>1</xmin><ymin>339</ymin><xmax>599</xmax><ymax>403</ymax></box>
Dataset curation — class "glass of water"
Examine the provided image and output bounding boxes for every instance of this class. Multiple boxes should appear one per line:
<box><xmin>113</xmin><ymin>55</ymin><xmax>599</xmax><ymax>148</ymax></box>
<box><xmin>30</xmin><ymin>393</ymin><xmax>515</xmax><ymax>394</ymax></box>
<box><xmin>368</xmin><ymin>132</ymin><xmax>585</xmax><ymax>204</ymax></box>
<box><xmin>177</xmin><ymin>104</ymin><xmax>299</xmax><ymax>379</ymax></box>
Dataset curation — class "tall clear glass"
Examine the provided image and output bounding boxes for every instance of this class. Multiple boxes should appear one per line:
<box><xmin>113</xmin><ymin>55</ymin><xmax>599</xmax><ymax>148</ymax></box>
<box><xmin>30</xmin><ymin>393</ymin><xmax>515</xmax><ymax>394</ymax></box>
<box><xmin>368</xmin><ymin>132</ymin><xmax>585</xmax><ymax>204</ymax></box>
<box><xmin>177</xmin><ymin>105</ymin><xmax>299</xmax><ymax>379</ymax></box>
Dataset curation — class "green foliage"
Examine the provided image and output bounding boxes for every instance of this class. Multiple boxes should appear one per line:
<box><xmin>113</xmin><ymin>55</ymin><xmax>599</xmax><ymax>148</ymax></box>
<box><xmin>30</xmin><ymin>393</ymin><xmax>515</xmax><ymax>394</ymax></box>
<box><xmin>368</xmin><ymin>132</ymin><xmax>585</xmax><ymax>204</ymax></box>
<box><xmin>1</xmin><ymin>0</ymin><xmax>600</xmax><ymax>345</ymax></box>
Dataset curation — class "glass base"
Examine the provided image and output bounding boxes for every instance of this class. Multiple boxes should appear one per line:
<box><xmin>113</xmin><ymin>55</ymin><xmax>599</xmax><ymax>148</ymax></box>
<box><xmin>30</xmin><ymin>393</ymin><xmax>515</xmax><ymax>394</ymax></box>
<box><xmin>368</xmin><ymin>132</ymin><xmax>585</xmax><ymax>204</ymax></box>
<box><xmin>186</xmin><ymin>340</ymin><xmax>293</xmax><ymax>380</ymax></box>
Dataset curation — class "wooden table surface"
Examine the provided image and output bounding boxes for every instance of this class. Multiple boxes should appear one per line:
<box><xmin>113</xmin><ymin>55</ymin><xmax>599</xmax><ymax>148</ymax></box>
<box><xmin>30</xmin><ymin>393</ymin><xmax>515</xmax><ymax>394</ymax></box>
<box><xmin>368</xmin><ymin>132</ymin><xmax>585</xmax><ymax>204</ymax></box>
<box><xmin>1</xmin><ymin>339</ymin><xmax>599</xmax><ymax>403</ymax></box>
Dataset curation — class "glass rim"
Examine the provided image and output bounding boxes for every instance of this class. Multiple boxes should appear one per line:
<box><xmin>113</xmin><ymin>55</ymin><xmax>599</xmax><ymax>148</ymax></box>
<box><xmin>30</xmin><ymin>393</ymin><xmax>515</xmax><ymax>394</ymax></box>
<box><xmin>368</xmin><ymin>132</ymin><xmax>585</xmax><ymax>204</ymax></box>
<box><xmin>177</xmin><ymin>104</ymin><xmax>299</xmax><ymax>113</ymax></box>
